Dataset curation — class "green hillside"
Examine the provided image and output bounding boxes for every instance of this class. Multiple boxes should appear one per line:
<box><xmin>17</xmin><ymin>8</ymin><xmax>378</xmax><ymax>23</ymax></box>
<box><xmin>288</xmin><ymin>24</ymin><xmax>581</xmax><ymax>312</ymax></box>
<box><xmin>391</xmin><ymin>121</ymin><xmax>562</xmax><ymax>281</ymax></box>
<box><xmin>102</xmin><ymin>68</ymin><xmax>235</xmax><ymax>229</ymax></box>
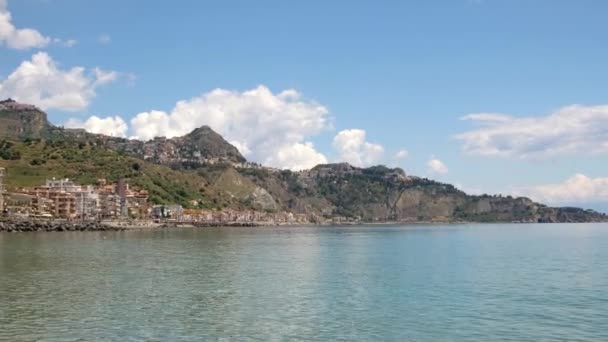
<box><xmin>0</xmin><ymin>136</ymin><xmax>237</xmax><ymax>209</ymax></box>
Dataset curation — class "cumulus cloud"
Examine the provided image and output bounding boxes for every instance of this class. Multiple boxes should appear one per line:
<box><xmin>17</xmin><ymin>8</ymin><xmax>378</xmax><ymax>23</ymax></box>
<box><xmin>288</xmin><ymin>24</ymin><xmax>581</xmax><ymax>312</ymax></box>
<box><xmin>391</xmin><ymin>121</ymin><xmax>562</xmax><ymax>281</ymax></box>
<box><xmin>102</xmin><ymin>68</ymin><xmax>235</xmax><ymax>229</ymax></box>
<box><xmin>0</xmin><ymin>52</ymin><xmax>119</xmax><ymax>111</ymax></box>
<box><xmin>130</xmin><ymin>85</ymin><xmax>330</xmax><ymax>170</ymax></box>
<box><xmin>394</xmin><ymin>149</ymin><xmax>409</xmax><ymax>160</ymax></box>
<box><xmin>265</xmin><ymin>142</ymin><xmax>328</xmax><ymax>171</ymax></box>
<box><xmin>456</xmin><ymin>105</ymin><xmax>608</xmax><ymax>158</ymax></box>
<box><xmin>0</xmin><ymin>0</ymin><xmax>51</xmax><ymax>50</ymax></box>
<box><xmin>332</xmin><ymin>129</ymin><xmax>384</xmax><ymax>167</ymax></box>
<box><xmin>427</xmin><ymin>157</ymin><xmax>448</xmax><ymax>175</ymax></box>
<box><xmin>514</xmin><ymin>174</ymin><xmax>608</xmax><ymax>205</ymax></box>
<box><xmin>65</xmin><ymin>115</ymin><xmax>128</xmax><ymax>137</ymax></box>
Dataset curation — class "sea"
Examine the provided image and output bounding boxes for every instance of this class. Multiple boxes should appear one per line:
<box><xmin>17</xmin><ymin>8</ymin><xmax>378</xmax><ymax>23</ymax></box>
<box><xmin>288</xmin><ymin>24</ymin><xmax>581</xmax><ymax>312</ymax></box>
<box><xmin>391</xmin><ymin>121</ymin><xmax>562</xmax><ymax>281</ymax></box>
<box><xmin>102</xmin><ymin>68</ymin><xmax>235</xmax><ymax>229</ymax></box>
<box><xmin>1</xmin><ymin>223</ymin><xmax>606</xmax><ymax>341</ymax></box>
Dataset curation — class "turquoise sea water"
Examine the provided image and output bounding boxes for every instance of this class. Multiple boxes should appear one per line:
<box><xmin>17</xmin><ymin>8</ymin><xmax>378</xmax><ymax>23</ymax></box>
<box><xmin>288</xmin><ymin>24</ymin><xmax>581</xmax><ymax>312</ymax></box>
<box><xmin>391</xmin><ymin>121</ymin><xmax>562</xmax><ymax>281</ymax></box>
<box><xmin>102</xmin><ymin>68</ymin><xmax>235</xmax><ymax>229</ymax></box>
<box><xmin>1</xmin><ymin>224</ymin><xmax>607</xmax><ymax>341</ymax></box>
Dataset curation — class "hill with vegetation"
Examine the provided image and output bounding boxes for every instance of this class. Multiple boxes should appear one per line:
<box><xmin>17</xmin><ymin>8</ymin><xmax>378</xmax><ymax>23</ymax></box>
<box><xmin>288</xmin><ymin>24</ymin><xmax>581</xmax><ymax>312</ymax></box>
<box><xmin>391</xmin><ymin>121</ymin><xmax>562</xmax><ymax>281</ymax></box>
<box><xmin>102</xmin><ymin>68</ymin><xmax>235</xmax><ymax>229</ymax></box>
<box><xmin>1</xmin><ymin>99</ymin><xmax>606</xmax><ymax>223</ymax></box>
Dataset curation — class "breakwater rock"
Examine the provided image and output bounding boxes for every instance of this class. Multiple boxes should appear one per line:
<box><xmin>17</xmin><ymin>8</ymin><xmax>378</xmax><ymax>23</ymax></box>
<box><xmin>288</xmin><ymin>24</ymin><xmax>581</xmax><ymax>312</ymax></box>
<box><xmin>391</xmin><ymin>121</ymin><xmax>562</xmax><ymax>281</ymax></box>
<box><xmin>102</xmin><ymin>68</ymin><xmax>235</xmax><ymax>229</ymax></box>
<box><xmin>159</xmin><ymin>222</ymin><xmax>260</xmax><ymax>229</ymax></box>
<box><xmin>0</xmin><ymin>220</ymin><xmax>126</xmax><ymax>232</ymax></box>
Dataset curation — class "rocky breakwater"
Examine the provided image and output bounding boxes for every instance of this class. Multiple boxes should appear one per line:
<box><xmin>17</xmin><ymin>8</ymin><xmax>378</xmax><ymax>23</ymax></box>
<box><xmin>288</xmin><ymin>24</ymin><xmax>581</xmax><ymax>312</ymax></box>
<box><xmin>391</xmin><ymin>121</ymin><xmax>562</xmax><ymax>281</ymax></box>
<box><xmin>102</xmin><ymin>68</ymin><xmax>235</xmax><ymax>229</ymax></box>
<box><xmin>0</xmin><ymin>220</ymin><xmax>126</xmax><ymax>232</ymax></box>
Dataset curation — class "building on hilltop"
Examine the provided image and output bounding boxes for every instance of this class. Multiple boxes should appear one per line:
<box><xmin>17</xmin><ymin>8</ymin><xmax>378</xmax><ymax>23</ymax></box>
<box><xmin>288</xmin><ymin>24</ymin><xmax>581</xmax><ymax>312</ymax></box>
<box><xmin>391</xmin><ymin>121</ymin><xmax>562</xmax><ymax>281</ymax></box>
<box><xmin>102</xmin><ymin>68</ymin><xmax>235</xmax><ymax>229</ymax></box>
<box><xmin>0</xmin><ymin>98</ymin><xmax>40</xmax><ymax>112</ymax></box>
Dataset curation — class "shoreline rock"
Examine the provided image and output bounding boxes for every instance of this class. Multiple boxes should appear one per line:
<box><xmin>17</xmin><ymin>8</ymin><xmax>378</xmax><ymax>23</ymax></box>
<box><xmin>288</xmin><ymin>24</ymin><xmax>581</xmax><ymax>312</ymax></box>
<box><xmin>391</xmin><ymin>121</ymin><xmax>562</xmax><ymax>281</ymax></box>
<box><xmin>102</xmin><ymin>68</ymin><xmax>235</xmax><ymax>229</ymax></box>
<box><xmin>0</xmin><ymin>220</ymin><xmax>126</xmax><ymax>232</ymax></box>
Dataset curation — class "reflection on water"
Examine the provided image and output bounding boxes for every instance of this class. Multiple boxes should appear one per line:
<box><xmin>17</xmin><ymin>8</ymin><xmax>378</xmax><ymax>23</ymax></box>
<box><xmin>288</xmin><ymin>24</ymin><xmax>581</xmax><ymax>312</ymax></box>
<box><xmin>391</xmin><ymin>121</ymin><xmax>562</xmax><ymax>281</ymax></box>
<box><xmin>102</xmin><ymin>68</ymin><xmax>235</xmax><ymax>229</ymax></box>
<box><xmin>1</xmin><ymin>224</ymin><xmax>607</xmax><ymax>341</ymax></box>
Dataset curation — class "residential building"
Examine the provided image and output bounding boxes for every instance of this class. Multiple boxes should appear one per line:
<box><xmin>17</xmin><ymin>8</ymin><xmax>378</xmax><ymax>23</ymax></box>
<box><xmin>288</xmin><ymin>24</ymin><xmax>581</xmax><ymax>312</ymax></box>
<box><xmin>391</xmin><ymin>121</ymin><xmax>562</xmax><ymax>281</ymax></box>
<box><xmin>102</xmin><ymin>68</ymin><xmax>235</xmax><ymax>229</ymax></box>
<box><xmin>6</xmin><ymin>176</ymin><xmax>149</xmax><ymax>220</ymax></box>
<box><xmin>44</xmin><ymin>178</ymin><xmax>99</xmax><ymax>219</ymax></box>
<box><xmin>25</xmin><ymin>187</ymin><xmax>77</xmax><ymax>219</ymax></box>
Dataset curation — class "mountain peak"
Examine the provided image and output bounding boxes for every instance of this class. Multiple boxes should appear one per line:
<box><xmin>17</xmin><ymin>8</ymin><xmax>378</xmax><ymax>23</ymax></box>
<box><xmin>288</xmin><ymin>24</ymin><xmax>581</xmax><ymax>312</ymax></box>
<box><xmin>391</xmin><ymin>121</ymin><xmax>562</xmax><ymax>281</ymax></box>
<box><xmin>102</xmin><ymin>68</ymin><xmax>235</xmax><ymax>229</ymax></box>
<box><xmin>186</xmin><ymin>125</ymin><xmax>215</xmax><ymax>136</ymax></box>
<box><xmin>178</xmin><ymin>125</ymin><xmax>246</xmax><ymax>163</ymax></box>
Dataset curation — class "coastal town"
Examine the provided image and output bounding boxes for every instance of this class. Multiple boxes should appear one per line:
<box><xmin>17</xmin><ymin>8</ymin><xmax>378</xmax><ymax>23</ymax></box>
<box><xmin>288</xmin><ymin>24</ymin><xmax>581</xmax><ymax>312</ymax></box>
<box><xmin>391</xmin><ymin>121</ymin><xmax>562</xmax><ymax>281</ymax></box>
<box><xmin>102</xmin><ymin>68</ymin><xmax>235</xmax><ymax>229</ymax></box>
<box><xmin>0</xmin><ymin>166</ymin><xmax>316</xmax><ymax>227</ymax></box>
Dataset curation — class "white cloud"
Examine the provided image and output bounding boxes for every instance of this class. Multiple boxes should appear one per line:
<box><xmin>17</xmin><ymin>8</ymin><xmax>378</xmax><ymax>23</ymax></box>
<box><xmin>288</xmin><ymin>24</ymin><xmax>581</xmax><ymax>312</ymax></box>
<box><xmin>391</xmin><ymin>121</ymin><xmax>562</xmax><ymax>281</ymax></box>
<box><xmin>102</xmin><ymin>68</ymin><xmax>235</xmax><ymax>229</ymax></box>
<box><xmin>130</xmin><ymin>110</ymin><xmax>172</xmax><ymax>139</ymax></box>
<box><xmin>129</xmin><ymin>85</ymin><xmax>331</xmax><ymax>170</ymax></box>
<box><xmin>65</xmin><ymin>115</ymin><xmax>128</xmax><ymax>137</ymax></box>
<box><xmin>265</xmin><ymin>142</ymin><xmax>328</xmax><ymax>171</ymax></box>
<box><xmin>457</xmin><ymin>104</ymin><xmax>608</xmax><ymax>158</ymax></box>
<box><xmin>0</xmin><ymin>0</ymin><xmax>51</xmax><ymax>50</ymax></box>
<box><xmin>98</xmin><ymin>34</ymin><xmax>111</xmax><ymax>44</ymax></box>
<box><xmin>0</xmin><ymin>52</ymin><xmax>119</xmax><ymax>111</ymax></box>
<box><xmin>394</xmin><ymin>149</ymin><xmax>409</xmax><ymax>160</ymax></box>
<box><xmin>427</xmin><ymin>157</ymin><xmax>448</xmax><ymax>175</ymax></box>
<box><xmin>514</xmin><ymin>174</ymin><xmax>608</xmax><ymax>205</ymax></box>
<box><xmin>332</xmin><ymin>129</ymin><xmax>384</xmax><ymax>167</ymax></box>
<box><xmin>92</xmin><ymin>67</ymin><xmax>119</xmax><ymax>86</ymax></box>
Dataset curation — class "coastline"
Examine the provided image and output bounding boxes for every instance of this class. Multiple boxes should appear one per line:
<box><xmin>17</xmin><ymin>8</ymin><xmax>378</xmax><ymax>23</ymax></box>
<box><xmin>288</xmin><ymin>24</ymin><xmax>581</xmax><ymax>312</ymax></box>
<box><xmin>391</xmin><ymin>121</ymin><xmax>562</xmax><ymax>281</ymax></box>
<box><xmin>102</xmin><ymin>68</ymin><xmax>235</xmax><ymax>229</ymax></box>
<box><xmin>2</xmin><ymin>218</ymin><xmax>606</xmax><ymax>233</ymax></box>
<box><xmin>0</xmin><ymin>219</ymin><xmax>461</xmax><ymax>232</ymax></box>
<box><xmin>0</xmin><ymin>220</ymin><xmax>126</xmax><ymax>232</ymax></box>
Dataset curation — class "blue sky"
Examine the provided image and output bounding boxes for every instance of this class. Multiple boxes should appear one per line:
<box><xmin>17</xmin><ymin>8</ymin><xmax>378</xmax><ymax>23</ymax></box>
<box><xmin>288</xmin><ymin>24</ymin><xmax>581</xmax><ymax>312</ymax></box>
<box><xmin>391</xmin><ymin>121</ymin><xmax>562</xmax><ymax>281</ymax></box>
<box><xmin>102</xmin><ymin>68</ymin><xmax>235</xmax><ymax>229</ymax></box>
<box><xmin>1</xmin><ymin>0</ymin><xmax>608</xmax><ymax>210</ymax></box>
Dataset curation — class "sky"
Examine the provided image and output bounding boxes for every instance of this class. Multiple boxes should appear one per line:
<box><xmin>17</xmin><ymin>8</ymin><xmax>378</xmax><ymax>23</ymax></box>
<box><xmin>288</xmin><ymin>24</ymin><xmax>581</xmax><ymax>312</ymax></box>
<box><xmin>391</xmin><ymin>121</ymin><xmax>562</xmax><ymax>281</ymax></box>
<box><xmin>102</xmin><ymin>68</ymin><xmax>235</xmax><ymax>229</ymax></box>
<box><xmin>1</xmin><ymin>0</ymin><xmax>608</xmax><ymax>211</ymax></box>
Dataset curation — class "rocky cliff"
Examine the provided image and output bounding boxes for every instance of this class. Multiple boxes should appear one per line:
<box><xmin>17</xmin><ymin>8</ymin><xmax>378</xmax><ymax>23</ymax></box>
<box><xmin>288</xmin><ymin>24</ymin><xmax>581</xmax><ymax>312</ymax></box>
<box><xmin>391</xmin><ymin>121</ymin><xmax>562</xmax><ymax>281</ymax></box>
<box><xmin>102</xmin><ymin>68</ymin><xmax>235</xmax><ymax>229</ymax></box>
<box><xmin>0</xmin><ymin>99</ymin><xmax>51</xmax><ymax>139</ymax></box>
<box><xmin>236</xmin><ymin>164</ymin><xmax>607</xmax><ymax>223</ymax></box>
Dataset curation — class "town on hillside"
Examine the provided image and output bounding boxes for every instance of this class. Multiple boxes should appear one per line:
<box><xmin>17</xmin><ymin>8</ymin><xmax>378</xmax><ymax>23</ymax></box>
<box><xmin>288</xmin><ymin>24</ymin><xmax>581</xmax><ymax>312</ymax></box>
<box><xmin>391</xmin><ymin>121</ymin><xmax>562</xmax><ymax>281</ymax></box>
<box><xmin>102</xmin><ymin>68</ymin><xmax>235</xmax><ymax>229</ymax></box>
<box><xmin>0</xmin><ymin>166</ymin><xmax>318</xmax><ymax>226</ymax></box>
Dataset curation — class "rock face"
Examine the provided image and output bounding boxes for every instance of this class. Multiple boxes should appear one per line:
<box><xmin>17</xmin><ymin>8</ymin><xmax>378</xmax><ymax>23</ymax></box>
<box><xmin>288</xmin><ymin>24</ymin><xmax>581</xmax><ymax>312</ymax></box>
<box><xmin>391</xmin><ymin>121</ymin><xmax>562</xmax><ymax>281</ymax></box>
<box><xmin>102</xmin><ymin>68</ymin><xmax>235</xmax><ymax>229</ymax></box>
<box><xmin>0</xmin><ymin>99</ymin><xmax>51</xmax><ymax>139</ymax></box>
<box><xmin>237</xmin><ymin>164</ymin><xmax>608</xmax><ymax>223</ymax></box>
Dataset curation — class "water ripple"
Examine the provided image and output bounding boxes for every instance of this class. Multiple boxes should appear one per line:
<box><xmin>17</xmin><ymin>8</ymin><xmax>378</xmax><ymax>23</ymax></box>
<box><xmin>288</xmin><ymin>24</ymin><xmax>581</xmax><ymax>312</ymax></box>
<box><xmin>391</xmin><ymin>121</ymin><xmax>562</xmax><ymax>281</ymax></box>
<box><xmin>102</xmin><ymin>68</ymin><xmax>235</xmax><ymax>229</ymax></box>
<box><xmin>1</xmin><ymin>224</ymin><xmax>607</xmax><ymax>341</ymax></box>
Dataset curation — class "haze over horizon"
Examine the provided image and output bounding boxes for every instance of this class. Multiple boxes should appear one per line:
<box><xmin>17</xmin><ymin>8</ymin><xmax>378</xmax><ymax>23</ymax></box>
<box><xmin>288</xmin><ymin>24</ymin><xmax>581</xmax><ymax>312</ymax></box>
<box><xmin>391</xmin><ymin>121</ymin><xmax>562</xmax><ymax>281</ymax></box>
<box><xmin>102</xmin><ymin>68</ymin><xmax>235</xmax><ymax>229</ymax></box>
<box><xmin>1</xmin><ymin>0</ymin><xmax>607</xmax><ymax>211</ymax></box>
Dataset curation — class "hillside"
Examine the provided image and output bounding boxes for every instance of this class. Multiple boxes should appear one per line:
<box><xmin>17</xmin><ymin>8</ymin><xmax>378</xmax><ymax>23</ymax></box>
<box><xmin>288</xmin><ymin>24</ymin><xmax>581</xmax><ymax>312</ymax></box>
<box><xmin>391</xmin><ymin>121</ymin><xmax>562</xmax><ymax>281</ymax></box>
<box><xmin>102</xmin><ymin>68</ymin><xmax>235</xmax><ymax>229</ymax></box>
<box><xmin>1</xmin><ymin>99</ymin><xmax>606</xmax><ymax>223</ymax></box>
<box><xmin>0</xmin><ymin>98</ymin><xmax>245</xmax><ymax>165</ymax></box>
<box><xmin>236</xmin><ymin>164</ymin><xmax>607</xmax><ymax>223</ymax></box>
<box><xmin>0</xmin><ymin>136</ymin><xmax>237</xmax><ymax>208</ymax></box>
<box><xmin>59</xmin><ymin>125</ymin><xmax>245</xmax><ymax>166</ymax></box>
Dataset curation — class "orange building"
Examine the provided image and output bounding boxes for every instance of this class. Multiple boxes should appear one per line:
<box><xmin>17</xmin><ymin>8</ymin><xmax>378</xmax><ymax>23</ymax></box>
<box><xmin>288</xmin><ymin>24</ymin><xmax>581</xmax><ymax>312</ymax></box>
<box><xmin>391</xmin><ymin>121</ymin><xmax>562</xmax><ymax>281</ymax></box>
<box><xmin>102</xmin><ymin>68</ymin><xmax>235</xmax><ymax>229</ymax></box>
<box><xmin>25</xmin><ymin>188</ymin><xmax>77</xmax><ymax>219</ymax></box>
